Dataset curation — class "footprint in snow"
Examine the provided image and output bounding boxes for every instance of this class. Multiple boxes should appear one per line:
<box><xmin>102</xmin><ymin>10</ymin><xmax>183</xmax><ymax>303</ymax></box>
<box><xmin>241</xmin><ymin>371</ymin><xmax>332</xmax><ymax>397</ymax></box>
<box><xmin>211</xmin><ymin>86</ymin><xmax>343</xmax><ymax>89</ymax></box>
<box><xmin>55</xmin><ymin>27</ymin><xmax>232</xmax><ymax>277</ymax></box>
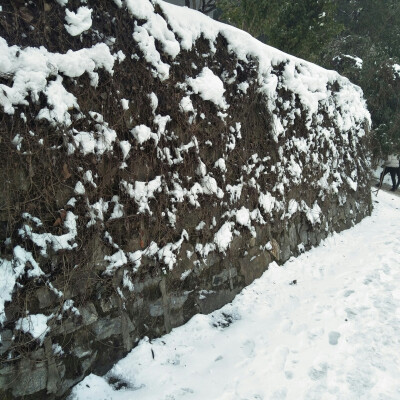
<box><xmin>180</xmin><ymin>387</ymin><xmax>194</xmax><ymax>394</ymax></box>
<box><xmin>363</xmin><ymin>277</ymin><xmax>373</xmax><ymax>285</ymax></box>
<box><xmin>241</xmin><ymin>339</ymin><xmax>256</xmax><ymax>358</ymax></box>
<box><xmin>285</xmin><ymin>370</ymin><xmax>294</xmax><ymax>380</ymax></box>
<box><xmin>329</xmin><ymin>331</ymin><xmax>341</xmax><ymax>345</ymax></box>
<box><xmin>345</xmin><ymin>308</ymin><xmax>357</xmax><ymax>320</ymax></box>
<box><xmin>308</xmin><ymin>362</ymin><xmax>328</xmax><ymax>380</ymax></box>
<box><xmin>270</xmin><ymin>388</ymin><xmax>287</xmax><ymax>400</ymax></box>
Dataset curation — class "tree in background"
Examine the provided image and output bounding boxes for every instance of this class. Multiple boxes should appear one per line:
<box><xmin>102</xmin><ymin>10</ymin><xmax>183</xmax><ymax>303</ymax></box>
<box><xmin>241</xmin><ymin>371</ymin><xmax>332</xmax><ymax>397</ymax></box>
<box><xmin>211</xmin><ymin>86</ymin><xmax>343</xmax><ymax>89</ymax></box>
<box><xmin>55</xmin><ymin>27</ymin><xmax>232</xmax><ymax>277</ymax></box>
<box><xmin>213</xmin><ymin>0</ymin><xmax>272</xmax><ymax>37</ymax></box>
<box><xmin>264</xmin><ymin>0</ymin><xmax>342</xmax><ymax>64</ymax></box>
<box><xmin>326</xmin><ymin>0</ymin><xmax>400</xmax><ymax>156</ymax></box>
<box><xmin>216</xmin><ymin>0</ymin><xmax>400</xmax><ymax>157</ymax></box>
<box><xmin>216</xmin><ymin>0</ymin><xmax>342</xmax><ymax>63</ymax></box>
<box><xmin>185</xmin><ymin>0</ymin><xmax>217</xmax><ymax>14</ymax></box>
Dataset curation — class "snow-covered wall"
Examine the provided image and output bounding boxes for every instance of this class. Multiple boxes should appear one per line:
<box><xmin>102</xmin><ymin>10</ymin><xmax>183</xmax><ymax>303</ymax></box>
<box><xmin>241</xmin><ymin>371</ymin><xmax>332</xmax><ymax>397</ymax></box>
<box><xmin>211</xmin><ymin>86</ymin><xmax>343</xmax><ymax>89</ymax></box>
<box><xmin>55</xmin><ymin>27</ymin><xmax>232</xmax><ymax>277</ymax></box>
<box><xmin>0</xmin><ymin>0</ymin><xmax>371</xmax><ymax>398</ymax></box>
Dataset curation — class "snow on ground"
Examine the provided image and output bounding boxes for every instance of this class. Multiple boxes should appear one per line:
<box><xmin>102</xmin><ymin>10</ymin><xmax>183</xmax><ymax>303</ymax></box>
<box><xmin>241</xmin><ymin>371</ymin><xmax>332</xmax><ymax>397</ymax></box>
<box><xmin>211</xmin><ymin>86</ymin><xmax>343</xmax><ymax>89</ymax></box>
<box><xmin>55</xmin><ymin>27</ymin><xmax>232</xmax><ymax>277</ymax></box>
<box><xmin>70</xmin><ymin>189</ymin><xmax>400</xmax><ymax>400</ymax></box>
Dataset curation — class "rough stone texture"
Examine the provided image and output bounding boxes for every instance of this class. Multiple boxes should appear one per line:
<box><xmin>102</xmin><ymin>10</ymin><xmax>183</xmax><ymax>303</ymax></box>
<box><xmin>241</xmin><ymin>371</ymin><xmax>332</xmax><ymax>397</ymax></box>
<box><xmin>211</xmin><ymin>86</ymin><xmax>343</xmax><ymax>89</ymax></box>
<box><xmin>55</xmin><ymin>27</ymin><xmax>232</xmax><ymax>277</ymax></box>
<box><xmin>0</xmin><ymin>199</ymin><xmax>370</xmax><ymax>399</ymax></box>
<box><xmin>0</xmin><ymin>0</ymin><xmax>372</xmax><ymax>398</ymax></box>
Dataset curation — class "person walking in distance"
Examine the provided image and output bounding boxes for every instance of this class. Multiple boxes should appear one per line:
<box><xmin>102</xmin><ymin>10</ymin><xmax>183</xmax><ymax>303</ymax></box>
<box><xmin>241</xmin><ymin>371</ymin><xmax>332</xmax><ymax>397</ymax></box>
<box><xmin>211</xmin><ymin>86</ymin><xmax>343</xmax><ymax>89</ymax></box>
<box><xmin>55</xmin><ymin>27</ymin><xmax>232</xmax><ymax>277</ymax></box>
<box><xmin>376</xmin><ymin>154</ymin><xmax>400</xmax><ymax>191</ymax></box>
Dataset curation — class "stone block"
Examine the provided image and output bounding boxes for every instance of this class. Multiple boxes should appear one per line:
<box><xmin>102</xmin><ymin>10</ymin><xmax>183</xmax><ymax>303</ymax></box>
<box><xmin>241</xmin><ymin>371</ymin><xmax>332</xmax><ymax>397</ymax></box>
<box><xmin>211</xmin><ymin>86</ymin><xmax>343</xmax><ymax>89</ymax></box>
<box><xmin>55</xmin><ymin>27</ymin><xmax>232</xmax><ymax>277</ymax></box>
<box><xmin>91</xmin><ymin>317</ymin><xmax>122</xmax><ymax>340</ymax></box>
<box><xmin>203</xmin><ymin>251</ymin><xmax>220</xmax><ymax>269</ymax></box>
<box><xmin>133</xmin><ymin>276</ymin><xmax>162</xmax><ymax>295</ymax></box>
<box><xmin>0</xmin><ymin>364</ymin><xmax>15</xmax><ymax>390</ymax></box>
<box><xmin>169</xmin><ymin>293</ymin><xmax>189</xmax><ymax>311</ymax></box>
<box><xmin>72</xmin><ymin>345</ymin><xmax>93</xmax><ymax>359</ymax></box>
<box><xmin>121</xmin><ymin>311</ymin><xmax>136</xmax><ymax>351</ymax></box>
<box><xmin>298</xmin><ymin>224</ymin><xmax>308</xmax><ymax>246</ymax></box>
<box><xmin>269</xmin><ymin>238</ymin><xmax>280</xmax><ymax>260</ymax></box>
<box><xmin>36</xmin><ymin>286</ymin><xmax>58</xmax><ymax>309</ymax></box>
<box><xmin>149</xmin><ymin>299</ymin><xmax>164</xmax><ymax>317</ymax></box>
<box><xmin>99</xmin><ymin>294</ymin><xmax>119</xmax><ymax>313</ymax></box>
<box><xmin>288</xmin><ymin>223</ymin><xmax>298</xmax><ymax>250</ymax></box>
<box><xmin>53</xmin><ymin>318</ymin><xmax>80</xmax><ymax>336</ymax></box>
<box><xmin>0</xmin><ymin>329</ymin><xmax>13</xmax><ymax>355</ymax></box>
<box><xmin>280</xmin><ymin>239</ymin><xmax>291</xmax><ymax>263</ymax></box>
<box><xmin>197</xmin><ymin>288</ymin><xmax>241</xmax><ymax>314</ymax></box>
<box><xmin>81</xmin><ymin>351</ymin><xmax>97</xmax><ymax>374</ymax></box>
<box><xmin>44</xmin><ymin>337</ymin><xmax>61</xmax><ymax>395</ymax></box>
<box><xmin>12</xmin><ymin>359</ymin><xmax>47</xmax><ymax>397</ymax></box>
<box><xmin>168</xmin><ymin>308</ymin><xmax>185</xmax><ymax>329</ymax></box>
<box><xmin>170</xmin><ymin>243</ymin><xmax>197</xmax><ymax>281</ymax></box>
<box><xmin>239</xmin><ymin>251</ymin><xmax>271</xmax><ymax>285</ymax></box>
<box><xmin>212</xmin><ymin>267</ymin><xmax>237</xmax><ymax>287</ymax></box>
<box><xmin>80</xmin><ymin>302</ymin><xmax>98</xmax><ymax>326</ymax></box>
<box><xmin>31</xmin><ymin>348</ymin><xmax>45</xmax><ymax>360</ymax></box>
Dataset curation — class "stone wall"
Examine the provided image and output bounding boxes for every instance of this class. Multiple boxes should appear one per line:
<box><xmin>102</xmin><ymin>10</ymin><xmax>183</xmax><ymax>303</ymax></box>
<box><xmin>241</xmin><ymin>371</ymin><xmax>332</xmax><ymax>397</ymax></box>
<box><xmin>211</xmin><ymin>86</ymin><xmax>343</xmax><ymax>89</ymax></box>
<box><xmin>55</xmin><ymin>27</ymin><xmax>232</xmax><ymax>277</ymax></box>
<box><xmin>0</xmin><ymin>0</ymin><xmax>371</xmax><ymax>398</ymax></box>
<box><xmin>1</xmin><ymin>196</ymin><xmax>370</xmax><ymax>399</ymax></box>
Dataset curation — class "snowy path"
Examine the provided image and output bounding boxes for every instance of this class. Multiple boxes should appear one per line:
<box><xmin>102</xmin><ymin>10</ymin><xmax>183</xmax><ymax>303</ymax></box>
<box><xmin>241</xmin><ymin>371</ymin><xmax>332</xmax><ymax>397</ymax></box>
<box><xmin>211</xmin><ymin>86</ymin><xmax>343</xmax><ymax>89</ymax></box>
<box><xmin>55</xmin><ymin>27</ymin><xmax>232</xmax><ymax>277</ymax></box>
<box><xmin>70</xmin><ymin>190</ymin><xmax>400</xmax><ymax>400</ymax></box>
